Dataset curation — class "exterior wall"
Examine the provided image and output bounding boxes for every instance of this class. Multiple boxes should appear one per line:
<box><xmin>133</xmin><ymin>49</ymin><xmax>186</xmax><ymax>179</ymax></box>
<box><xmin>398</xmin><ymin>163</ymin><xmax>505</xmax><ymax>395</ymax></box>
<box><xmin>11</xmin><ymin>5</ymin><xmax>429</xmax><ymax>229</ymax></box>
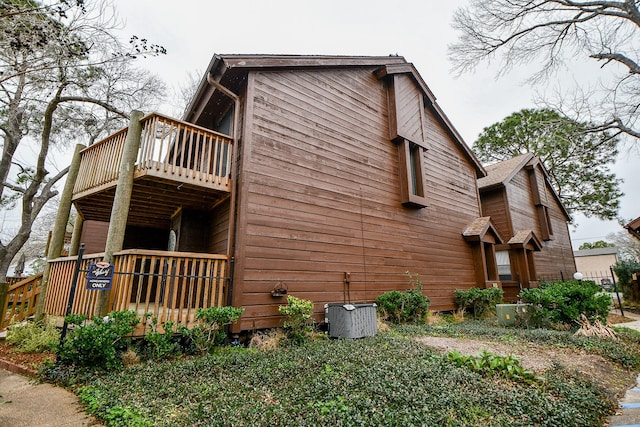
<box><xmin>207</xmin><ymin>200</ymin><xmax>230</xmax><ymax>255</ymax></box>
<box><xmin>574</xmin><ymin>254</ymin><xmax>618</xmax><ymax>281</ymax></box>
<box><xmin>232</xmin><ymin>67</ymin><xmax>482</xmax><ymax>329</ymax></box>
<box><xmin>480</xmin><ymin>188</ymin><xmax>511</xmax><ymax>240</ymax></box>
<box><xmin>79</xmin><ymin>220</ymin><xmax>109</xmax><ymax>254</ymax></box>
<box><xmin>501</xmin><ymin>168</ymin><xmax>575</xmax><ymax>281</ymax></box>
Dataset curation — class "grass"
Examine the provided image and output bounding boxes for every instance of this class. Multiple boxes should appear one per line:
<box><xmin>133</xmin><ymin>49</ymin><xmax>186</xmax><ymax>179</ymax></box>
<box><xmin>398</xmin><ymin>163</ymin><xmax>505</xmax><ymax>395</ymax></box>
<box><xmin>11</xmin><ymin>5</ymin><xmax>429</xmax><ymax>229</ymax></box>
<box><xmin>70</xmin><ymin>326</ymin><xmax>627</xmax><ymax>427</ymax></box>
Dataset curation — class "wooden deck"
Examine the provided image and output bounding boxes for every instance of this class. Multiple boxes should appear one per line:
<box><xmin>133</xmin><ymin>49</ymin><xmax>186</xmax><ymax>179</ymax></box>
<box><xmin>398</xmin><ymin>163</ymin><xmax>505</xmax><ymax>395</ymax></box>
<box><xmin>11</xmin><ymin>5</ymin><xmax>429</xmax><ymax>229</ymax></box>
<box><xmin>72</xmin><ymin>113</ymin><xmax>233</xmax><ymax>228</ymax></box>
<box><xmin>42</xmin><ymin>250</ymin><xmax>229</xmax><ymax>336</ymax></box>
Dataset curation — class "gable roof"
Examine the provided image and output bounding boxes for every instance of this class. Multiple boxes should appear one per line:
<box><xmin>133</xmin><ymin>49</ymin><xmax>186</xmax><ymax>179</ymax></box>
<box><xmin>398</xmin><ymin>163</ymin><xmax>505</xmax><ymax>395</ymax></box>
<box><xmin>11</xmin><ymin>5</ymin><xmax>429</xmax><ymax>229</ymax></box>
<box><xmin>477</xmin><ymin>153</ymin><xmax>534</xmax><ymax>190</ymax></box>
<box><xmin>185</xmin><ymin>54</ymin><xmax>486</xmax><ymax>178</ymax></box>
<box><xmin>462</xmin><ymin>216</ymin><xmax>504</xmax><ymax>244</ymax></box>
<box><xmin>477</xmin><ymin>153</ymin><xmax>571</xmax><ymax>221</ymax></box>
<box><xmin>507</xmin><ymin>229</ymin><xmax>543</xmax><ymax>251</ymax></box>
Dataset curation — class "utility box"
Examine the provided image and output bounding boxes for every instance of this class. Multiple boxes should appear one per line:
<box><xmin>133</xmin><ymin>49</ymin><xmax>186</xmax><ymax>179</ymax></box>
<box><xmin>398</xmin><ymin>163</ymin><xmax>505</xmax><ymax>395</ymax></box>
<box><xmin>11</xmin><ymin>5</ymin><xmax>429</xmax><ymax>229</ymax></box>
<box><xmin>325</xmin><ymin>303</ymin><xmax>377</xmax><ymax>339</ymax></box>
<box><xmin>496</xmin><ymin>303</ymin><xmax>532</xmax><ymax>326</ymax></box>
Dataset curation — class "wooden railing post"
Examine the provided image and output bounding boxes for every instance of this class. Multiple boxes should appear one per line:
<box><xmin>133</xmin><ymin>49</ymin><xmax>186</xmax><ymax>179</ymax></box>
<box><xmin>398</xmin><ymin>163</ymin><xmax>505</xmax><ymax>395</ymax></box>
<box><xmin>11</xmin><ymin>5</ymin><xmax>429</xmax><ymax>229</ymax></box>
<box><xmin>0</xmin><ymin>281</ymin><xmax>9</xmax><ymax>328</ymax></box>
<box><xmin>35</xmin><ymin>144</ymin><xmax>85</xmax><ymax>321</ymax></box>
<box><xmin>96</xmin><ymin>110</ymin><xmax>144</xmax><ymax>316</ymax></box>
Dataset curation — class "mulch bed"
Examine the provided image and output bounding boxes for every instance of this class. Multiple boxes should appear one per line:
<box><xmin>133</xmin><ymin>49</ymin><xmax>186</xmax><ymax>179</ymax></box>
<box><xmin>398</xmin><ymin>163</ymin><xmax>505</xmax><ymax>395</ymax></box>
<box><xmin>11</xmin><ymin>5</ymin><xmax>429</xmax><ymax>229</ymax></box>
<box><xmin>0</xmin><ymin>340</ymin><xmax>55</xmax><ymax>376</ymax></box>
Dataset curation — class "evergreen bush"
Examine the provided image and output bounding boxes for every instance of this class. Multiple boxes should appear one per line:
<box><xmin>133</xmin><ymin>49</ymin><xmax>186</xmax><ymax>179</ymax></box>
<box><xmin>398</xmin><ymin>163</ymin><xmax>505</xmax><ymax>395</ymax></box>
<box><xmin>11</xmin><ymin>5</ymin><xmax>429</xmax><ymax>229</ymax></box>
<box><xmin>376</xmin><ymin>272</ymin><xmax>430</xmax><ymax>324</ymax></box>
<box><xmin>519</xmin><ymin>280</ymin><xmax>611</xmax><ymax>328</ymax></box>
<box><xmin>453</xmin><ymin>287</ymin><xmax>503</xmax><ymax>318</ymax></box>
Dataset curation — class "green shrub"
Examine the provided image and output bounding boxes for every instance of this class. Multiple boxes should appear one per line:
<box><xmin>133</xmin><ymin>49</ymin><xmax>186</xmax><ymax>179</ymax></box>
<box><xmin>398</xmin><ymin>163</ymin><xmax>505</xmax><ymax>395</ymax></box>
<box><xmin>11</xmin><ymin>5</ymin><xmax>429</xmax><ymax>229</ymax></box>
<box><xmin>519</xmin><ymin>280</ymin><xmax>611</xmax><ymax>328</ymax></box>
<box><xmin>613</xmin><ymin>259</ymin><xmax>640</xmax><ymax>304</ymax></box>
<box><xmin>143</xmin><ymin>315</ymin><xmax>180</xmax><ymax>361</ymax></box>
<box><xmin>6</xmin><ymin>320</ymin><xmax>60</xmax><ymax>353</ymax></box>
<box><xmin>454</xmin><ymin>287</ymin><xmax>503</xmax><ymax>319</ymax></box>
<box><xmin>278</xmin><ymin>295</ymin><xmax>314</xmax><ymax>345</ymax></box>
<box><xmin>376</xmin><ymin>272</ymin><xmax>430</xmax><ymax>324</ymax></box>
<box><xmin>57</xmin><ymin>310</ymin><xmax>139</xmax><ymax>370</ymax></box>
<box><xmin>178</xmin><ymin>306</ymin><xmax>244</xmax><ymax>355</ymax></box>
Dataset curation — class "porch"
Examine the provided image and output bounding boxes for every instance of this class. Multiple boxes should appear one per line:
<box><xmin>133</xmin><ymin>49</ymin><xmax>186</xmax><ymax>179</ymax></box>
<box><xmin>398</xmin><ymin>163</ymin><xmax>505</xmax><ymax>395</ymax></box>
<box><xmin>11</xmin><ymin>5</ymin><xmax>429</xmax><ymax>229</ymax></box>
<box><xmin>41</xmin><ymin>250</ymin><xmax>229</xmax><ymax>336</ymax></box>
<box><xmin>72</xmin><ymin>113</ymin><xmax>233</xmax><ymax>228</ymax></box>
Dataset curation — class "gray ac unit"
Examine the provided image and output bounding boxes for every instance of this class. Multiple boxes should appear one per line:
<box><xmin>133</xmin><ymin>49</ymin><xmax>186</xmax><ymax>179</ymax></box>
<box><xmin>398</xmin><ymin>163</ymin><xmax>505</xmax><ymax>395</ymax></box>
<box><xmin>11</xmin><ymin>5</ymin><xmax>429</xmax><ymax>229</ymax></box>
<box><xmin>325</xmin><ymin>303</ymin><xmax>377</xmax><ymax>339</ymax></box>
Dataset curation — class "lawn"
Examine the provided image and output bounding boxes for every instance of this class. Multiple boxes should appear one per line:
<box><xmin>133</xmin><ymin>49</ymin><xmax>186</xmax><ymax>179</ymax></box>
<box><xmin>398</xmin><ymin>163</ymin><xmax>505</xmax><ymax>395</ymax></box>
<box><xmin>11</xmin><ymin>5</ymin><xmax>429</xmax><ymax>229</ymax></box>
<box><xmin>64</xmin><ymin>322</ymin><xmax>640</xmax><ymax>427</ymax></box>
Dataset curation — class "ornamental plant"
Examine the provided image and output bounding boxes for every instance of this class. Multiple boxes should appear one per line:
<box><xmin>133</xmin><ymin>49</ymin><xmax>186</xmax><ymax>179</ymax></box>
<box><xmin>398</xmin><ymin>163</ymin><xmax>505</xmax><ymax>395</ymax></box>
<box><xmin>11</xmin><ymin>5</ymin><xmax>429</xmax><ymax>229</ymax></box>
<box><xmin>57</xmin><ymin>310</ymin><xmax>140</xmax><ymax>370</ymax></box>
<box><xmin>278</xmin><ymin>295</ymin><xmax>314</xmax><ymax>344</ymax></box>
<box><xmin>376</xmin><ymin>271</ymin><xmax>430</xmax><ymax>324</ymax></box>
<box><xmin>178</xmin><ymin>306</ymin><xmax>244</xmax><ymax>355</ymax></box>
<box><xmin>454</xmin><ymin>287</ymin><xmax>503</xmax><ymax>319</ymax></box>
<box><xmin>519</xmin><ymin>280</ymin><xmax>611</xmax><ymax>328</ymax></box>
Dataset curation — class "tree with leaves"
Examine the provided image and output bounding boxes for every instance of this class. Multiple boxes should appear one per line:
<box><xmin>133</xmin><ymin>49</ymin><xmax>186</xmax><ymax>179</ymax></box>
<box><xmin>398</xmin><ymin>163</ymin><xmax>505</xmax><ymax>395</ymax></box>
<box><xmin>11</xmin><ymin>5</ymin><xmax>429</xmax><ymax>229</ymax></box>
<box><xmin>0</xmin><ymin>0</ymin><xmax>166</xmax><ymax>282</ymax></box>
<box><xmin>449</xmin><ymin>0</ymin><xmax>640</xmax><ymax>141</ymax></box>
<box><xmin>474</xmin><ymin>108</ymin><xmax>623</xmax><ymax>219</ymax></box>
<box><xmin>578</xmin><ymin>241</ymin><xmax>615</xmax><ymax>250</ymax></box>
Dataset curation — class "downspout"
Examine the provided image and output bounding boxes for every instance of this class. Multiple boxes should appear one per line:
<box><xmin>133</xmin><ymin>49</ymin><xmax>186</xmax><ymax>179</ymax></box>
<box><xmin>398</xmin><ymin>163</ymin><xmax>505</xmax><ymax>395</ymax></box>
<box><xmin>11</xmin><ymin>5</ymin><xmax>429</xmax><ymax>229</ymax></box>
<box><xmin>206</xmin><ymin>73</ymin><xmax>240</xmax><ymax>307</ymax></box>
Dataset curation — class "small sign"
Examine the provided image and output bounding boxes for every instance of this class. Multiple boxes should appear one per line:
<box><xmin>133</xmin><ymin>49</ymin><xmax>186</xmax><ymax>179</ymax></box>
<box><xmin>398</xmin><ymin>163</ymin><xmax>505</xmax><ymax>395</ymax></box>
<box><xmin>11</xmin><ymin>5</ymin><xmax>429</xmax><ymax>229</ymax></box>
<box><xmin>86</xmin><ymin>262</ymin><xmax>114</xmax><ymax>290</ymax></box>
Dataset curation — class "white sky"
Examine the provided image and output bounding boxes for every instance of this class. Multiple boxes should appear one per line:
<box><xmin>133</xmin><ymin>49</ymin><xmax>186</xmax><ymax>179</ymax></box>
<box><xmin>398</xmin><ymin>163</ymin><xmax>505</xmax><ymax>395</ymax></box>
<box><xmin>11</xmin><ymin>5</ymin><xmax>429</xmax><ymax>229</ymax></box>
<box><xmin>5</xmin><ymin>0</ymin><xmax>636</xmax><ymax>252</ymax></box>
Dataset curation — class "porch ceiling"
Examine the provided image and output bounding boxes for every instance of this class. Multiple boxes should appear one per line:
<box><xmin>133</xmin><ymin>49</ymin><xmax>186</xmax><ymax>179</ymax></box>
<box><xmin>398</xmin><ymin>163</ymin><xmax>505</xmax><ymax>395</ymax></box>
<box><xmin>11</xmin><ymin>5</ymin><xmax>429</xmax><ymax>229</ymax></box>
<box><xmin>73</xmin><ymin>176</ymin><xmax>229</xmax><ymax>228</ymax></box>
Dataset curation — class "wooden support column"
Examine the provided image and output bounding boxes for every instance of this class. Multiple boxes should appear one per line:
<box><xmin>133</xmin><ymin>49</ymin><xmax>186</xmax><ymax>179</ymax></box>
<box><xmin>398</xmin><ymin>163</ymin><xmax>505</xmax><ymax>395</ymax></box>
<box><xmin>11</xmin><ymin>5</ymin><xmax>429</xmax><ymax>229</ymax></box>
<box><xmin>95</xmin><ymin>110</ymin><xmax>144</xmax><ymax>316</ymax></box>
<box><xmin>35</xmin><ymin>144</ymin><xmax>85</xmax><ymax>321</ymax></box>
<box><xmin>68</xmin><ymin>214</ymin><xmax>84</xmax><ymax>256</ymax></box>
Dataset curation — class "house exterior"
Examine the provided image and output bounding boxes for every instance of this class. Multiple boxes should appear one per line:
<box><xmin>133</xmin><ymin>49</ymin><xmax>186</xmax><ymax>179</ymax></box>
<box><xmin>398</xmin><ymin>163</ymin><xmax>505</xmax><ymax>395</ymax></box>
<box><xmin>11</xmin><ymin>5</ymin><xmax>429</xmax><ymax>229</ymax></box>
<box><xmin>477</xmin><ymin>153</ymin><xmax>576</xmax><ymax>301</ymax></box>
<box><xmin>7</xmin><ymin>55</ymin><xmax>576</xmax><ymax>333</ymax></box>
<box><xmin>573</xmin><ymin>247</ymin><xmax>619</xmax><ymax>284</ymax></box>
<box><xmin>627</xmin><ymin>217</ymin><xmax>640</xmax><ymax>243</ymax></box>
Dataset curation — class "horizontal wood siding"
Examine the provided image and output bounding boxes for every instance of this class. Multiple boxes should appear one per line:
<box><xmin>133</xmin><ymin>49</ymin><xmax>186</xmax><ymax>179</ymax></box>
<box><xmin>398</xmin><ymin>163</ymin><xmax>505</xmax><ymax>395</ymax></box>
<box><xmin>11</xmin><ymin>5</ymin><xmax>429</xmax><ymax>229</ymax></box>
<box><xmin>505</xmin><ymin>169</ymin><xmax>575</xmax><ymax>280</ymax></box>
<box><xmin>235</xmin><ymin>68</ymin><xmax>481</xmax><ymax>329</ymax></box>
<box><xmin>480</xmin><ymin>188</ymin><xmax>511</xmax><ymax>240</ymax></box>
<box><xmin>208</xmin><ymin>200</ymin><xmax>230</xmax><ymax>255</ymax></box>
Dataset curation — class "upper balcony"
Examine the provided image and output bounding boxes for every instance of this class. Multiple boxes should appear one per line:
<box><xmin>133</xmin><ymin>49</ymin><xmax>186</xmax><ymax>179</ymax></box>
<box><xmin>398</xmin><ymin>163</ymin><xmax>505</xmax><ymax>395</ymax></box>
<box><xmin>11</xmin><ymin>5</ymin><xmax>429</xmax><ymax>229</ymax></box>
<box><xmin>72</xmin><ymin>113</ymin><xmax>233</xmax><ymax>228</ymax></box>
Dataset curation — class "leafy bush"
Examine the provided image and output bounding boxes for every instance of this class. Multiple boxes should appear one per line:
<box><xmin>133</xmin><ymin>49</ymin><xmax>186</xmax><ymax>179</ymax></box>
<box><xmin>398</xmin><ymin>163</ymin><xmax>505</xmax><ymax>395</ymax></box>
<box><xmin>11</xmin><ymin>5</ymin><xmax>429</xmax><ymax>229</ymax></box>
<box><xmin>178</xmin><ymin>306</ymin><xmax>243</xmax><ymax>355</ymax></box>
<box><xmin>6</xmin><ymin>320</ymin><xmax>59</xmax><ymax>353</ymax></box>
<box><xmin>376</xmin><ymin>272</ymin><xmax>430</xmax><ymax>324</ymax></box>
<box><xmin>613</xmin><ymin>259</ymin><xmax>640</xmax><ymax>304</ymax></box>
<box><xmin>57</xmin><ymin>310</ymin><xmax>139</xmax><ymax>370</ymax></box>
<box><xmin>519</xmin><ymin>280</ymin><xmax>611</xmax><ymax>327</ymax></box>
<box><xmin>278</xmin><ymin>295</ymin><xmax>314</xmax><ymax>344</ymax></box>
<box><xmin>448</xmin><ymin>349</ymin><xmax>538</xmax><ymax>384</ymax></box>
<box><xmin>143</xmin><ymin>315</ymin><xmax>180</xmax><ymax>361</ymax></box>
<box><xmin>454</xmin><ymin>287</ymin><xmax>503</xmax><ymax>319</ymax></box>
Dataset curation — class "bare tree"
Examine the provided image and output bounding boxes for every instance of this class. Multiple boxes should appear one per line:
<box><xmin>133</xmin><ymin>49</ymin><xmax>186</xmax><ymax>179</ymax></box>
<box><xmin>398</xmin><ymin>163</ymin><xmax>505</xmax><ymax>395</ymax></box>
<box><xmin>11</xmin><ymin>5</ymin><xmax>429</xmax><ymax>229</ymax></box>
<box><xmin>0</xmin><ymin>0</ymin><xmax>166</xmax><ymax>281</ymax></box>
<box><xmin>608</xmin><ymin>230</ymin><xmax>640</xmax><ymax>261</ymax></box>
<box><xmin>449</xmin><ymin>0</ymin><xmax>640</xmax><ymax>141</ymax></box>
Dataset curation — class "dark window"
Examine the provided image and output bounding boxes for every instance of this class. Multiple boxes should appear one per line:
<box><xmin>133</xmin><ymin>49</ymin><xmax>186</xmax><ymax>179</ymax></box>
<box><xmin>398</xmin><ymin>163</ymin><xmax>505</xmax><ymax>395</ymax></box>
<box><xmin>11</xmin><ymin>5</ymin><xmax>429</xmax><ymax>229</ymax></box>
<box><xmin>398</xmin><ymin>139</ymin><xmax>428</xmax><ymax>208</ymax></box>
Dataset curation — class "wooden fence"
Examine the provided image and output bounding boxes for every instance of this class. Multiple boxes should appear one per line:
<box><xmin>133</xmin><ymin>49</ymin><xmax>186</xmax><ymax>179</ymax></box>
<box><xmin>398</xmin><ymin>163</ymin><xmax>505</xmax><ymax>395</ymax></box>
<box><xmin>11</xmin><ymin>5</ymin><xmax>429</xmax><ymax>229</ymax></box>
<box><xmin>1</xmin><ymin>273</ymin><xmax>44</xmax><ymax>329</ymax></box>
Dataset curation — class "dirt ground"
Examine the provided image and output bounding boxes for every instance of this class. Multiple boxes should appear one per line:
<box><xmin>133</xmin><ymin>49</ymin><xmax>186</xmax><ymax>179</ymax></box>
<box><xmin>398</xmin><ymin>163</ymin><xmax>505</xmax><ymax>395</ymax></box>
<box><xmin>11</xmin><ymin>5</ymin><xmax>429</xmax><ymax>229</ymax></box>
<box><xmin>416</xmin><ymin>313</ymin><xmax>638</xmax><ymax>398</ymax></box>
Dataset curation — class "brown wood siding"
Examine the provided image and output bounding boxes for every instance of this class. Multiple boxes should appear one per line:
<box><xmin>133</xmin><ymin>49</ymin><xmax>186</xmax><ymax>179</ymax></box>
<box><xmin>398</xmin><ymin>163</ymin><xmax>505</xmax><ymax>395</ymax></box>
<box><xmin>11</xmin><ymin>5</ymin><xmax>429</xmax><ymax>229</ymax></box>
<box><xmin>233</xmin><ymin>68</ymin><xmax>481</xmax><ymax>329</ymax></box>
<box><xmin>79</xmin><ymin>220</ymin><xmax>109</xmax><ymax>254</ymax></box>
<box><xmin>207</xmin><ymin>199</ymin><xmax>230</xmax><ymax>255</ymax></box>
<box><xmin>503</xmin><ymin>169</ymin><xmax>575</xmax><ymax>281</ymax></box>
<box><xmin>480</xmin><ymin>188</ymin><xmax>512</xmax><ymax>240</ymax></box>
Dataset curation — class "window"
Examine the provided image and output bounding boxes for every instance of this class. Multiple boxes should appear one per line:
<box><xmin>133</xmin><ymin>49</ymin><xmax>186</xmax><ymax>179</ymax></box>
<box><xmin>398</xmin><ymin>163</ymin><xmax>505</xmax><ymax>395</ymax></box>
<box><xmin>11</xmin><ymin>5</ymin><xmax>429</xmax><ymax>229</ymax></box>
<box><xmin>398</xmin><ymin>139</ymin><xmax>428</xmax><ymax>208</ymax></box>
<box><xmin>496</xmin><ymin>250</ymin><xmax>512</xmax><ymax>281</ymax></box>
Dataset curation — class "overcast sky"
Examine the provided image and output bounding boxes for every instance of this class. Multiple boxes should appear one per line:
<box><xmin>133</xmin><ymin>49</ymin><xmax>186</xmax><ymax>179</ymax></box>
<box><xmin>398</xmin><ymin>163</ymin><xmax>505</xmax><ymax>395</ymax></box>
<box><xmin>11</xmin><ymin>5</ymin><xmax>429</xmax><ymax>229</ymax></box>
<box><xmin>96</xmin><ymin>1</ymin><xmax>640</xmax><ymax>246</ymax></box>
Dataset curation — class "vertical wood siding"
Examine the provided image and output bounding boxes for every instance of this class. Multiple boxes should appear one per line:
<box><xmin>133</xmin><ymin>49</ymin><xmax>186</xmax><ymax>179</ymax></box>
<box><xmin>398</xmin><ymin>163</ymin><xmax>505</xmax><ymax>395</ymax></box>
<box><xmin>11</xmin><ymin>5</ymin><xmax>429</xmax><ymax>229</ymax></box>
<box><xmin>234</xmin><ymin>68</ymin><xmax>481</xmax><ymax>329</ymax></box>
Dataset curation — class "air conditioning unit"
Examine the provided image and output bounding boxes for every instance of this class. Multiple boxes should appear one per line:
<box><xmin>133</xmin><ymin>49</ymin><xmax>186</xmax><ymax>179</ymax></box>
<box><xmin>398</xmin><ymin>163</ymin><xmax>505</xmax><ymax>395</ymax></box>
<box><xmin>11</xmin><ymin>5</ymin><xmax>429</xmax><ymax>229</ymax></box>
<box><xmin>325</xmin><ymin>303</ymin><xmax>377</xmax><ymax>339</ymax></box>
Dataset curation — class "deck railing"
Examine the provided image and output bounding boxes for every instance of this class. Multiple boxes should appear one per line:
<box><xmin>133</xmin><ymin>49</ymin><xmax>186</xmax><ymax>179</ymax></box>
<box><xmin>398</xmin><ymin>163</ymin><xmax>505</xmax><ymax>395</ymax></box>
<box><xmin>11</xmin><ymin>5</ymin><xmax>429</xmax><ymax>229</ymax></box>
<box><xmin>1</xmin><ymin>273</ymin><xmax>44</xmax><ymax>329</ymax></box>
<box><xmin>73</xmin><ymin>113</ymin><xmax>233</xmax><ymax>198</ymax></box>
<box><xmin>43</xmin><ymin>250</ymin><xmax>228</xmax><ymax>335</ymax></box>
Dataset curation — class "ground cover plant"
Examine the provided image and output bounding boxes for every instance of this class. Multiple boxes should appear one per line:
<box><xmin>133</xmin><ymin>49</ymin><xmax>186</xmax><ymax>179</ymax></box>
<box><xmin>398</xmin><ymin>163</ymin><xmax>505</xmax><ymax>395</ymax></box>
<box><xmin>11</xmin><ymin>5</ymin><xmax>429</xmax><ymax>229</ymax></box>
<box><xmin>74</xmin><ymin>329</ymin><xmax>624</xmax><ymax>427</ymax></box>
